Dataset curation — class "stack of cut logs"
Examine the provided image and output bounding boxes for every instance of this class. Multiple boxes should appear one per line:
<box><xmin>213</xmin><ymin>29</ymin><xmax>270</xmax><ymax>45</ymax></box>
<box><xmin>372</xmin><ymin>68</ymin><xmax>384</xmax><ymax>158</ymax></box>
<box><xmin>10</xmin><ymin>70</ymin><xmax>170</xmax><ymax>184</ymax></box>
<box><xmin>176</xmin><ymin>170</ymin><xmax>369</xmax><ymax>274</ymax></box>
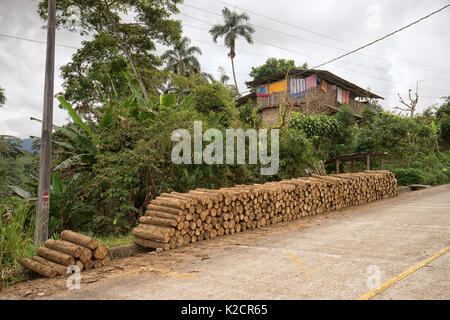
<box><xmin>22</xmin><ymin>230</ymin><xmax>109</xmax><ymax>278</ymax></box>
<box><xmin>133</xmin><ymin>171</ymin><xmax>397</xmax><ymax>250</ymax></box>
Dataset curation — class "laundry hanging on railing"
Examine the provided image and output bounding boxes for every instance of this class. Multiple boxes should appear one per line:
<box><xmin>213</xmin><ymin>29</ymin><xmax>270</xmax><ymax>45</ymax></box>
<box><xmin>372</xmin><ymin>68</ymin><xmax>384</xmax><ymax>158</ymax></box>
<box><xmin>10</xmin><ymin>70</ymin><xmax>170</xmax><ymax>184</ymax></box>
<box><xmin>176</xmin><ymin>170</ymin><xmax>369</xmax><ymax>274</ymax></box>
<box><xmin>305</xmin><ymin>74</ymin><xmax>317</xmax><ymax>89</ymax></box>
<box><xmin>321</xmin><ymin>79</ymin><xmax>328</xmax><ymax>93</ymax></box>
<box><xmin>337</xmin><ymin>87</ymin><xmax>350</xmax><ymax>104</ymax></box>
<box><xmin>289</xmin><ymin>78</ymin><xmax>306</xmax><ymax>98</ymax></box>
<box><xmin>268</xmin><ymin>79</ymin><xmax>288</xmax><ymax>94</ymax></box>
<box><xmin>342</xmin><ymin>90</ymin><xmax>350</xmax><ymax>104</ymax></box>
<box><xmin>256</xmin><ymin>84</ymin><xmax>269</xmax><ymax>97</ymax></box>
<box><xmin>337</xmin><ymin>87</ymin><xmax>343</xmax><ymax>103</ymax></box>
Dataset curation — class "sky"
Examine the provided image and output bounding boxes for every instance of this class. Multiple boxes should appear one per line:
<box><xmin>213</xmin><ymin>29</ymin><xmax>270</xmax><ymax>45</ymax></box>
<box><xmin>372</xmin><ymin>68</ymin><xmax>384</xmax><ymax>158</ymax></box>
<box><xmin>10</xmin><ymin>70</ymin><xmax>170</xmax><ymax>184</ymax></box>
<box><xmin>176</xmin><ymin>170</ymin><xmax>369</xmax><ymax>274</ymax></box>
<box><xmin>0</xmin><ymin>0</ymin><xmax>449</xmax><ymax>138</ymax></box>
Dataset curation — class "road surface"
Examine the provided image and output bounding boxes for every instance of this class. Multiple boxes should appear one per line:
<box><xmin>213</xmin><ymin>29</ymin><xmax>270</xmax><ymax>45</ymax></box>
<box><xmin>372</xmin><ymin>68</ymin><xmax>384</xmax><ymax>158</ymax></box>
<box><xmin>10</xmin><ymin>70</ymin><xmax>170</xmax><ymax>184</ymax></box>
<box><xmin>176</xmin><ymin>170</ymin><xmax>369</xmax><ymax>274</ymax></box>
<box><xmin>2</xmin><ymin>184</ymin><xmax>449</xmax><ymax>300</ymax></box>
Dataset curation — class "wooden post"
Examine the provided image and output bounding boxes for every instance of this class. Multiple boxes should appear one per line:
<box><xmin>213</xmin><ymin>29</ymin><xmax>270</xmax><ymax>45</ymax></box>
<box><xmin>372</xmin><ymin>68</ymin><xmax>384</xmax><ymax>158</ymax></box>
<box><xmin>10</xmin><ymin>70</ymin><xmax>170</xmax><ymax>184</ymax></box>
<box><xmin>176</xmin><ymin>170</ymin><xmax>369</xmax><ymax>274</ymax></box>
<box><xmin>336</xmin><ymin>159</ymin><xmax>340</xmax><ymax>174</ymax></box>
<box><xmin>380</xmin><ymin>155</ymin><xmax>384</xmax><ymax>170</ymax></box>
<box><xmin>366</xmin><ymin>155</ymin><xmax>371</xmax><ymax>171</ymax></box>
<box><xmin>351</xmin><ymin>159</ymin><xmax>354</xmax><ymax>173</ymax></box>
<box><xmin>35</xmin><ymin>0</ymin><xmax>56</xmax><ymax>245</ymax></box>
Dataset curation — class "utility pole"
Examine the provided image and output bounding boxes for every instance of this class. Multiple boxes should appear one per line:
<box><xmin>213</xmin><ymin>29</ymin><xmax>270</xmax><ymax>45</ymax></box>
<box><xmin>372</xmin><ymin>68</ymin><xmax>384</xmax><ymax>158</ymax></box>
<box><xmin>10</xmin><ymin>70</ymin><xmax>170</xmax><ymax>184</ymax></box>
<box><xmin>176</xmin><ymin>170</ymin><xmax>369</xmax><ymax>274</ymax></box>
<box><xmin>35</xmin><ymin>0</ymin><xmax>56</xmax><ymax>245</ymax></box>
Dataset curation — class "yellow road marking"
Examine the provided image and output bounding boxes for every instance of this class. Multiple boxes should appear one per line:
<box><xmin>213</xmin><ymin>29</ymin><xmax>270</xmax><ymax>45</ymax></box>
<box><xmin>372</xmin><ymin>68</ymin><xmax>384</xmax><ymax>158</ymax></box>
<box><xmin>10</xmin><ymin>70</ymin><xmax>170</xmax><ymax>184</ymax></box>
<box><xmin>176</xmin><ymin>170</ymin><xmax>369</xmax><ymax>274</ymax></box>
<box><xmin>284</xmin><ymin>252</ymin><xmax>305</xmax><ymax>266</ymax></box>
<box><xmin>357</xmin><ymin>246</ymin><xmax>450</xmax><ymax>300</ymax></box>
<box><xmin>284</xmin><ymin>252</ymin><xmax>321</xmax><ymax>274</ymax></box>
<box><xmin>160</xmin><ymin>270</ymin><xmax>198</xmax><ymax>279</ymax></box>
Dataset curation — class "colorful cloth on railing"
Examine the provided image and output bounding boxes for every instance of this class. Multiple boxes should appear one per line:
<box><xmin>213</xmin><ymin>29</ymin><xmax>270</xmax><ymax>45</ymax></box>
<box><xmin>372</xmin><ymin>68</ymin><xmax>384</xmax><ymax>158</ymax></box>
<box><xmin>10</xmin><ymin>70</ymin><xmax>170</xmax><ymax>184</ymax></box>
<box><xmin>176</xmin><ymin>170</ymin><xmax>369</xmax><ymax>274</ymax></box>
<box><xmin>337</xmin><ymin>87</ymin><xmax>343</xmax><ymax>103</ymax></box>
<box><xmin>321</xmin><ymin>79</ymin><xmax>328</xmax><ymax>93</ymax></box>
<box><xmin>256</xmin><ymin>85</ymin><xmax>269</xmax><ymax>97</ymax></box>
<box><xmin>305</xmin><ymin>74</ymin><xmax>317</xmax><ymax>89</ymax></box>
<box><xmin>288</xmin><ymin>78</ymin><xmax>306</xmax><ymax>98</ymax></box>
<box><xmin>342</xmin><ymin>90</ymin><xmax>350</xmax><ymax>104</ymax></box>
<box><xmin>268</xmin><ymin>79</ymin><xmax>288</xmax><ymax>94</ymax></box>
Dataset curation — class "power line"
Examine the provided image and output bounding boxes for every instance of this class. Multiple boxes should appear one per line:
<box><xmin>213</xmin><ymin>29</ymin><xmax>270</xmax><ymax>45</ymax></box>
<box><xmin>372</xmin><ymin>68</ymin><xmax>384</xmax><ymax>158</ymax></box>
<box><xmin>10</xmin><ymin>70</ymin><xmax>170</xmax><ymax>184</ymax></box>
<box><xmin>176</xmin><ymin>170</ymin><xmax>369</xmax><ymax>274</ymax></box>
<box><xmin>205</xmin><ymin>0</ymin><xmax>450</xmax><ymax>75</ymax></box>
<box><xmin>181</xmin><ymin>1</ymin><xmax>450</xmax><ymax>78</ymax></box>
<box><xmin>310</xmin><ymin>4</ymin><xmax>450</xmax><ymax>70</ymax></box>
<box><xmin>180</xmin><ymin>13</ymin><xmax>450</xmax><ymax>95</ymax></box>
<box><xmin>0</xmin><ymin>32</ymin><xmax>79</xmax><ymax>49</ymax></box>
<box><xmin>185</xmin><ymin>19</ymin><xmax>450</xmax><ymax>85</ymax></box>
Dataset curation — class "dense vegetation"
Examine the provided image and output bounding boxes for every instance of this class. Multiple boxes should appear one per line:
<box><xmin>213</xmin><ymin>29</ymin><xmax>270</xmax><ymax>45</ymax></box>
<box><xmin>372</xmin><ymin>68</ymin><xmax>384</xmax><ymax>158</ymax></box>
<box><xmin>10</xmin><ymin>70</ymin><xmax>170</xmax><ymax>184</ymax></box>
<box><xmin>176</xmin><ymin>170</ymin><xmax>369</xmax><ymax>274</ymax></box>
<box><xmin>1</xmin><ymin>1</ymin><xmax>449</xmax><ymax>286</ymax></box>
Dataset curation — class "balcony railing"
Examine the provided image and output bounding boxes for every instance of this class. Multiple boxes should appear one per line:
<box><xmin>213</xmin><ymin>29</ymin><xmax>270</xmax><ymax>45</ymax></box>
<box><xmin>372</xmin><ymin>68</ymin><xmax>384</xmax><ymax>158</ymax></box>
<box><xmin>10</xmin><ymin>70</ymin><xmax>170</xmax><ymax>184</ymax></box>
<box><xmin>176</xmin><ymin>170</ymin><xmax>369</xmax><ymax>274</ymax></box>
<box><xmin>256</xmin><ymin>87</ymin><xmax>367</xmax><ymax>116</ymax></box>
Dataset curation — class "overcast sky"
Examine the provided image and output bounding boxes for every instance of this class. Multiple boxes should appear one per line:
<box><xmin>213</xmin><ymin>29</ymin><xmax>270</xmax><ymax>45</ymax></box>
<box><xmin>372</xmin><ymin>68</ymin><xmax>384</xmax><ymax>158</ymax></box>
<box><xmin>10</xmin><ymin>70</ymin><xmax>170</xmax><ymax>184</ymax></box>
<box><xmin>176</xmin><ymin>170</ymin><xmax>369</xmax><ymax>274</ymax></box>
<box><xmin>1</xmin><ymin>0</ymin><xmax>449</xmax><ymax>138</ymax></box>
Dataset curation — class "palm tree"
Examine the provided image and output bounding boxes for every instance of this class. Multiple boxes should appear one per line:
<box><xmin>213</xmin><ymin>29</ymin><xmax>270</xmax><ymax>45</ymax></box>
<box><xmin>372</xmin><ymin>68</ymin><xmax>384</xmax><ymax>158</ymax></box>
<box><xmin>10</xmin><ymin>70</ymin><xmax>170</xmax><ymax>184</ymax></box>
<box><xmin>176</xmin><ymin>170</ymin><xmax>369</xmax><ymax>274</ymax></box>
<box><xmin>161</xmin><ymin>37</ymin><xmax>203</xmax><ymax>77</ymax></box>
<box><xmin>209</xmin><ymin>7</ymin><xmax>255</xmax><ymax>94</ymax></box>
<box><xmin>0</xmin><ymin>86</ymin><xmax>6</xmax><ymax>107</ymax></box>
<box><xmin>218</xmin><ymin>66</ymin><xmax>230</xmax><ymax>85</ymax></box>
<box><xmin>200</xmin><ymin>72</ymin><xmax>215</xmax><ymax>83</ymax></box>
<box><xmin>220</xmin><ymin>74</ymin><xmax>230</xmax><ymax>85</ymax></box>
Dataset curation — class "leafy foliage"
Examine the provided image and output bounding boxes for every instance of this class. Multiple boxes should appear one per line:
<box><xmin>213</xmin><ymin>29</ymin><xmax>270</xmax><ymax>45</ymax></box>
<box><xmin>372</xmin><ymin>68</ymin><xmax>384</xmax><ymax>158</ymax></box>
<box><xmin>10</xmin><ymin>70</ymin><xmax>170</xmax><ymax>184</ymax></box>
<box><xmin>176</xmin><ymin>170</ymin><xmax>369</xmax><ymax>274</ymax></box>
<box><xmin>290</xmin><ymin>113</ymin><xmax>341</xmax><ymax>159</ymax></box>
<box><xmin>40</xmin><ymin>0</ymin><xmax>183</xmax><ymax>108</ymax></box>
<box><xmin>355</xmin><ymin>111</ymin><xmax>436</xmax><ymax>166</ymax></box>
<box><xmin>249</xmin><ymin>58</ymin><xmax>308</xmax><ymax>82</ymax></box>
<box><xmin>0</xmin><ymin>136</ymin><xmax>24</xmax><ymax>160</ymax></box>
<box><xmin>161</xmin><ymin>37</ymin><xmax>202</xmax><ymax>77</ymax></box>
<box><xmin>387</xmin><ymin>167</ymin><xmax>425</xmax><ymax>185</ymax></box>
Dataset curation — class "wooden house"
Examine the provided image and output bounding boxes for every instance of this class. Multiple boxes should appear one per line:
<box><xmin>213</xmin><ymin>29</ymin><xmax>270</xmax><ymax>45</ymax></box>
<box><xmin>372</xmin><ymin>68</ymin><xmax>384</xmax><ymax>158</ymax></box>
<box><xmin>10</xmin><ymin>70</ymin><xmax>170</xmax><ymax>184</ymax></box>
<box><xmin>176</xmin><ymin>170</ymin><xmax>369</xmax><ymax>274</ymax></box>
<box><xmin>239</xmin><ymin>69</ymin><xmax>383</xmax><ymax>126</ymax></box>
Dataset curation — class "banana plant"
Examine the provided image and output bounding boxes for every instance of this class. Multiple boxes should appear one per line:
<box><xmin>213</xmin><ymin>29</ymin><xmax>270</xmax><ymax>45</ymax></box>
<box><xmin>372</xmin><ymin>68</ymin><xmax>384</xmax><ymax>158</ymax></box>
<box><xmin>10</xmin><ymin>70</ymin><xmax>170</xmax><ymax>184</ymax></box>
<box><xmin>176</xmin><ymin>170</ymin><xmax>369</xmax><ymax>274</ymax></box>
<box><xmin>9</xmin><ymin>173</ymin><xmax>94</xmax><ymax>233</ymax></box>
<box><xmin>31</xmin><ymin>97</ymin><xmax>99</xmax><ymax>173</ymax></box>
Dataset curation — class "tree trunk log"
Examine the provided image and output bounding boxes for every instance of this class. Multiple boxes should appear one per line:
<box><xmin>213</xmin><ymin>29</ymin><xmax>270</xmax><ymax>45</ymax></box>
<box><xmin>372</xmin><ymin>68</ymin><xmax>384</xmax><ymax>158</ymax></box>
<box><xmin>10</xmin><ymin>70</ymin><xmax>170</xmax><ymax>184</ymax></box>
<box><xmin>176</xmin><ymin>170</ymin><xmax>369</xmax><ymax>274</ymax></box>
<box><xmin>22</xmin><ymin>258</ymin><xmax>57</xmax><ymax>278</ymax></box>
<box><xmin>32</xmin><ymin>255</ymin><xmax>67</xmax><ymax>276</ymax></box>
<box><xmin>44</xmin><ymin>239</ymin><xmax>81</xmax><ymax>258</ymax></box>
<box><xmin>93</xmin><ymin>244</ymin><xmax>108</xmax><ymax>260</ymax></box>
<box><xmin>134</xmin><ymin>237</ymin><xmax>170</xmax><ymax>250</ymax></box>
<box><xmin>37</xmin><ymin>247</ymin><xmax>75</xmax><ymax>266</ymax></box>
<box><xmin>60</xmin><ymin>230</ymin><xmax>98</xmax><ymax>250</ymax></box>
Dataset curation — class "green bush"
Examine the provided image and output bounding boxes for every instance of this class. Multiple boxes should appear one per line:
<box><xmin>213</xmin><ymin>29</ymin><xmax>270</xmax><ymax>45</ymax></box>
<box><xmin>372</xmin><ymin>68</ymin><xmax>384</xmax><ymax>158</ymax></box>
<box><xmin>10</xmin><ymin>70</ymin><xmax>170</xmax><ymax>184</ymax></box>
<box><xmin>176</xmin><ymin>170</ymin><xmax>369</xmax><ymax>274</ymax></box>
<box><xmin>290</xmin><ymin>113</ymin><xmax>342</xmax><ymax>159</ymax></box>
<box><xmin>388</xmin><ymin>167</ymin><xmax>425</xmax><ymax>186</ymax></box>
<box><xmin>411</xmin><ymin>152</ymin><xmax>450</xmax><ymax>186</ymax></box>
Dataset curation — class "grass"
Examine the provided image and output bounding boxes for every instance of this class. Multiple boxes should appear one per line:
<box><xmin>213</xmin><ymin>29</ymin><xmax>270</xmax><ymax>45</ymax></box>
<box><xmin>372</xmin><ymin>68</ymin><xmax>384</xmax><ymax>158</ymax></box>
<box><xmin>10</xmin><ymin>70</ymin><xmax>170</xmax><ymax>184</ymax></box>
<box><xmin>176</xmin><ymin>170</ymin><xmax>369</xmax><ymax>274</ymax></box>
<box><xmin>0</xmin><ymin>198</ymin><xmax>37</xmax><ymax>287</ymax></box>
<box><xmin>90</xmin><ymin>233</ymin><xmax>134</xmax><ymax>248</ymax></box>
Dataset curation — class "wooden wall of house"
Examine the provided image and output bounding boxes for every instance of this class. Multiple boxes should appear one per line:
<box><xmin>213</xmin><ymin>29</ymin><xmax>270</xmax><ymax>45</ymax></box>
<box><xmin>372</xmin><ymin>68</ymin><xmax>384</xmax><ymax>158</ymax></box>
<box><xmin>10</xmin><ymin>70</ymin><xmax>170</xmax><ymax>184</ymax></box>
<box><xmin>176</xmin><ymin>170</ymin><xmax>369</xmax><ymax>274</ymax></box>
<box><xmin>255</xmin><ymin>84</ymin><xmax>366</xmax><ymax>117</ymax></box>
<box><xmin>258</xmin><ymin>107</ymin><xmax>280</xmax><ymax>127</ymax></box>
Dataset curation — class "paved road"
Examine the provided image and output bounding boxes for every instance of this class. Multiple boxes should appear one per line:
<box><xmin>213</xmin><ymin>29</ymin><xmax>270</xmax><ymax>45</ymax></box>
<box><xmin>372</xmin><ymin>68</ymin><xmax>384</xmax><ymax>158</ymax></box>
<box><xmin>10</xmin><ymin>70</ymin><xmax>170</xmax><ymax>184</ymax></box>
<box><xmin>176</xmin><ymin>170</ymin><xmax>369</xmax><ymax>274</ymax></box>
<box><xmin>48</xmin><ymin>185</ymin><xmax>450</xmax><ymax>300</ymax></box>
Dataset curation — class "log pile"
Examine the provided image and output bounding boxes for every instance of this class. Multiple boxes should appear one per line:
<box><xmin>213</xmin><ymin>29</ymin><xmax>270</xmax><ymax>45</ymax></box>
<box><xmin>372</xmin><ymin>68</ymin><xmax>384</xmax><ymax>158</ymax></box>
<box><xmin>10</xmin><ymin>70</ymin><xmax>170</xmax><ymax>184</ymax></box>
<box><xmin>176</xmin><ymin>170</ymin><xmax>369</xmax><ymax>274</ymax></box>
<box><xmin>133</xmin><ymin>171</ymin><xmax>397</xmax><ymax>250</ymax></box>
<box><xmin>22</xmin><ymin>230</ymin><xmax>110</xmax><ymax>278</ymax></box>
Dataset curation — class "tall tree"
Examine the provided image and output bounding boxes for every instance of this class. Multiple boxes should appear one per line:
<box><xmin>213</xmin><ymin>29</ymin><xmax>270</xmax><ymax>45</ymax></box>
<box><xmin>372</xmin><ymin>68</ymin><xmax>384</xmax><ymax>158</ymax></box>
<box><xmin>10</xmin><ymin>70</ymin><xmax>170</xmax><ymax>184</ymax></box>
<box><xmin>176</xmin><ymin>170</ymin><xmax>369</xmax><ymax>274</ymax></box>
<box><xmin>209</xmin><ymin>7</ymin><xmax>255</xmax><ymax>94</ymax></box>
<box><xmin>161</xmin><ymin>37</ymin><xmax>202</xmax><ymax>77</ymax></box>
<box><xmin>0</xmin><ymin>86</ymin><xmax>5</xmax><ymax>107</ymax></box>
<box><xmin>60</xmin><ymin>33</ymin><xmax>165</xmax><ymax>113</ymax></box>
<box><xmin>38</xmin><ymin>0</ymin><xmax>182</xmax><ymax>102</ymax></box>
<box><xmin>249</xmin><ymin>58</ymin><xmax>308</xmax><ymax>82</ymax></box>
